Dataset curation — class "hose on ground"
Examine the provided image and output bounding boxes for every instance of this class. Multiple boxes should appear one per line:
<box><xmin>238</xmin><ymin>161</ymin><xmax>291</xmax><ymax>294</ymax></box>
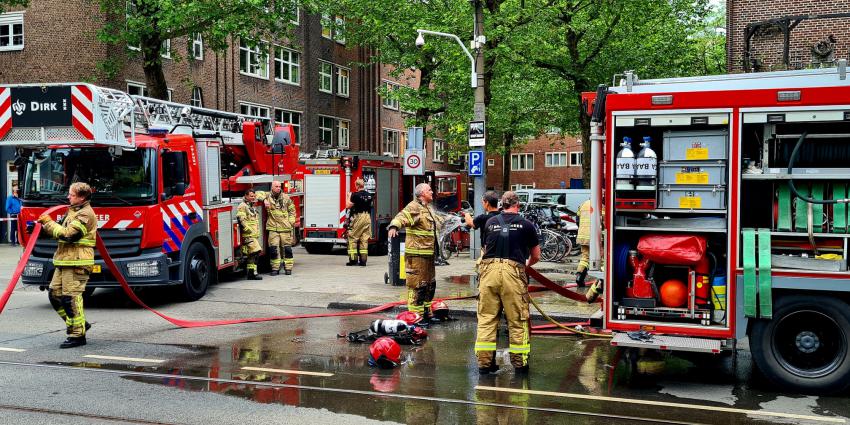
<box><xmin>528</xmin><ymin>296</ymin><xmax>611</xmax><ymax>338</ymax></box>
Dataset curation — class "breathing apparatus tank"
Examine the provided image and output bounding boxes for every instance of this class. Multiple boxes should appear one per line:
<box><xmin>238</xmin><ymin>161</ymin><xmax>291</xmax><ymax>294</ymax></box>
<box><xmin>615</xmin><ymin>136</ymin><xmax>636</xmax><ymax>190</ymax></box>
<box><xmin>635</xmin><ymin>136</ymin><xmax>658</xmax><ymax>191</ymax></box>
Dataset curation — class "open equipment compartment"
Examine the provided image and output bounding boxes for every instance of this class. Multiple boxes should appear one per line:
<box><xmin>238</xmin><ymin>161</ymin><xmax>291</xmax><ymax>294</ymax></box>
<box><xmin>609</xmin><ymin>111</ymin><xmax>731</xmax><ymax>329</ymax></box>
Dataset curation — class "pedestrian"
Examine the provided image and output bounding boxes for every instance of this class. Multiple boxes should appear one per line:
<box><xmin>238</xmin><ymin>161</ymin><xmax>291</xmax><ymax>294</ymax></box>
<box><xmin>475</xmin><ymin>191</ymin><xmax>540</xmax><ymax>374</ymax></box>
<box><xmin>236</xmin><ymin>189</ymin><xmax>263</xmax><ymax>280</ymax></box>
<box><xmin>37</xmin><ymin>182</ymin><xmax>96</xmax><ymax>348</ymax></box>
<box><xmin>575</xmin><ymin>199</ymin><xmax>591</xmax><ymax>287</ymax></box>
<box><xmin>463</xmin><ymin>190</ymin><xmax>501</xmax><ymax>256</ymax></box>
<box><xmin>259</xmin><ymin>181</ymin><xmax>297</xmax><ymax>276</ymax></box>
<box><xmin>346</xmin><ymin>178</ymin><xmax>373</xmax><ymax>266</ymax></box>
<box><xmin>6</xmin><ymin>187</ymin><xmax>21</xmax><ymax>246</ymax></box>
<box><xmin>388</xmin><ymin>183</ymin><xmax>443</xmax><ymax>320</ymax></box>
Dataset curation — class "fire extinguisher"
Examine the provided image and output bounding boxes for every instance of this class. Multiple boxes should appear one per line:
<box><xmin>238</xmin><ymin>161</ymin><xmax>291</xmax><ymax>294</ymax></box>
<box><xmin>694</xmin><ymin>252</ymin><xmax>717</xmax><ymax>306</ymax></box>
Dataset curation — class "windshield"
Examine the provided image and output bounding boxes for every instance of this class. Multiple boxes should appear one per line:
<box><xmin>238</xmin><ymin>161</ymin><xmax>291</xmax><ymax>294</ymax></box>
<box><xmin>22</xmin><ymin>148</ymin><xmax>156</xmax><ymax>206</ymax></box>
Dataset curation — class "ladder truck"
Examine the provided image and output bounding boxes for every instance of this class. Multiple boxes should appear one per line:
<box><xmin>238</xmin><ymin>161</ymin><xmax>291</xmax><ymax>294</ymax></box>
<box><xmin>2</xmin><ymin>82</ymin><xmax>299</xmax><ymax>301</ymax></box>
<box><xmin>582</xmin><ymin>61</ymin><xmax>850</xmax><ymax>393</ymax></box>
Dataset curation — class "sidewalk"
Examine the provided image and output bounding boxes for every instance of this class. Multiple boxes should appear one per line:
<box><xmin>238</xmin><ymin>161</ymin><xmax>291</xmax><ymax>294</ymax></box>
<box><xmin>1</xmin><ymin>245</ymin><xmax>600</xmax><ymax>322</ymax></box>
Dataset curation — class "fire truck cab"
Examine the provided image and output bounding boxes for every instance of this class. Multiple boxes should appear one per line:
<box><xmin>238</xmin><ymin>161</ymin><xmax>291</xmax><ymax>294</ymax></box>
<box><xmin>1</xmin><ymin>83</ymin><xmax>298</xmax><ymax>301</ymax></box>
<box><xmin>584</xmin><ymin>61</ymin><xmax>850</xmax><ymax>393</ymax></box>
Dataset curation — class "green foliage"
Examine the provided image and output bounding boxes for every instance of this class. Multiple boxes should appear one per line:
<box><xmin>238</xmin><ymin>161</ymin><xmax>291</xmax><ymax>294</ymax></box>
<box><xmin>0</xmin><ymin>0</ymin><xmax>27</xmax><ymax>14</ymax></box>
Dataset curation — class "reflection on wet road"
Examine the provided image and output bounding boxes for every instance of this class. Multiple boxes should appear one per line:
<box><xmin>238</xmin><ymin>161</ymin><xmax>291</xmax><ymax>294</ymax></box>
<box><xmin>33</xmin><ymin>315</ymin><xmax>850</xmax><ymax>424</ymax></box>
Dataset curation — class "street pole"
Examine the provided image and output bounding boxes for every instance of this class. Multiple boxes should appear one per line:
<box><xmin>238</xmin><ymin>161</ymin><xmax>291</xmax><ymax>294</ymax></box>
<box><xmin>470</xmin><ymin>0</ymin><xmax>486</xmax><ymax>260</ymax></box>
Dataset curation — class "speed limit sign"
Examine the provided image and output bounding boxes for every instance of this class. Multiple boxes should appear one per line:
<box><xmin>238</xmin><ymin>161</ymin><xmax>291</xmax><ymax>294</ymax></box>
<box><xmin>404</xmin><ymin>149</ymin><xmax>425</xmax><ymax>175</ymax></box>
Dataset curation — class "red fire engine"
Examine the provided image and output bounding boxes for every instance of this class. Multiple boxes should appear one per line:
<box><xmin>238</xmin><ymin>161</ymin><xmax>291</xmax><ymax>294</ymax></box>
<box><xmin>1</xmin><ymin>83</ymin><xmax>299</xmax><ymax>301</ymax></box>
<box><xmin>583</xmin><ymin>62</ymin><xmax>850</xmax><ymax>393</ymax></box>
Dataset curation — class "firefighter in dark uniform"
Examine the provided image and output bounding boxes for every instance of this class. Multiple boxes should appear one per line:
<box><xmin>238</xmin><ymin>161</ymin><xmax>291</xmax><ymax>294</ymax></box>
<box><xmin>475</xmin><ymin>191</ymin><xmax>540</xmax><ymax>374</ymax></box>
<box><xmin>237</xmin><ymin>189</ymin><xmax>263</xmax><ymax>280</ymax></box>
<box><xmin>38</xmin><ymin>182</ymin><xmax>97</xmax><ymax>348</ymax></box>
<box><xmin>388</xmin><ymin>183</ymin><xmax>443</xmax><ymax>319</ymax></box>
<box><xmin>463</xmin><ymin>190</ymin><xmax>501</xmax><ymax>255</ymax></box>
<box><xmin>346</xmin><ymin>178</ymin><xmax>373</xmax><ymax>266</ymax></box>
<box><xmin>259</xmin><ymin>181</ymin><xmax>297</xmax><ymax>275</ymax></box>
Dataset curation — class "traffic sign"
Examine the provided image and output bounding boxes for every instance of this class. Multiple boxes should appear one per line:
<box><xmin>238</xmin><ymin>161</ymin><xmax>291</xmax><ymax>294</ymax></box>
<box><xmin>468</xmin><ymin>150</ymin><xmax>484</xmax><ymax>176</ymax></box>
<box><xmin>407</xmin><ymin>127</ymin><xmax>424</xmax><ymax>149</ymax></box>
<box><xmin>403</xmin><ymin>148</ymin><xmax>425</xmax><ymax>175</ymax></box>
<box><xmin>469</xmin><ymin>121</ymin><xmax>485</xmax><ymax>147</ymax></box>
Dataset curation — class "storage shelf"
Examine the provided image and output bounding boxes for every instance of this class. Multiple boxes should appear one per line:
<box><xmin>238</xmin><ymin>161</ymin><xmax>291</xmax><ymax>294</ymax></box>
<box><xmin>742</xmin><ymin>172</ymin><xmax>850</xmax><ymax>180</ymax></box>
<box><xmin>617</xmin><ymin>226</ymin><xmax>727</xmax><ymax>233</ymax></box>
<box><xmin>617</xmin><ymin>208</ymin><xmax>727</xmax><ymax>214</ymax></box>
<box><xmin>767</xmin><ymin>231</ymin><xmax>850</xmax><ymax>238</ymax></box>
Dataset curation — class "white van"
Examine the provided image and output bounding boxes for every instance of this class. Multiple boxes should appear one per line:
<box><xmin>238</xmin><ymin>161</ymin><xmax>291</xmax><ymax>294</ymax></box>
<box><xmin>515</xmin><ymin>189</ymin><xmax>590</xmax><ymax>212</ymax></box>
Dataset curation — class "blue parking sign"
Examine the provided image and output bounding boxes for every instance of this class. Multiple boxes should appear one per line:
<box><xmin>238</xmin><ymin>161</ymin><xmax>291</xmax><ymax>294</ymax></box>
<box><xmin>469</xmin><ymin>150</ymin><xmax>484</xmax><ymax>176</ymax></box>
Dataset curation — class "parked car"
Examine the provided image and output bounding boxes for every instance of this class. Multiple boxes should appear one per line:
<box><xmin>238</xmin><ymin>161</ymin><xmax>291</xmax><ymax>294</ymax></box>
<box><xmin>515</xmin><ymin>189</ymin><xmax>589</xmax><ymax>212</ymax></box>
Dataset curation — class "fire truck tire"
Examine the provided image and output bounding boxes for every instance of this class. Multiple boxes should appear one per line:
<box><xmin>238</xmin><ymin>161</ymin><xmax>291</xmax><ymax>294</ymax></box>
<box><xmin>181</xmin><ymin>243</ymin><xmax>211</xmax><ymax>301</ymax></box>
<box><xmin>303</xmin><ymin>242</ymin><xmax>333</xmax><ymax>255</ymax></box>
<box><xmin>750</xmin><ymin>295</ymin><xmax>850</xmax><ymax>394</ymax></box>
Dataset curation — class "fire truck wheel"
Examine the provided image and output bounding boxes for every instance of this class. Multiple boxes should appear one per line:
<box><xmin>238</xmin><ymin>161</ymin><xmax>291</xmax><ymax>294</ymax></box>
<box><xmin>303</xmin><ymin>242</ymin><xmax>333</xmax><ymax>255</ymax></box>
<box><xmin>181</xmin><ymin>243</ymin><xmax>211</xmax><ymax>301</ymax></box>
<box><xmin>750</xmin><ymin>295</ymin><xmax>850</xmax><ymax>394</ymax></box>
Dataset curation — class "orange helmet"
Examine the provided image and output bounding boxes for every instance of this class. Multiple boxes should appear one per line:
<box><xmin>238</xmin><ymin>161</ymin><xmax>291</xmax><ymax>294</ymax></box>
<box><xmin>369</xmin><ymin>337</ymin><xmax>401</xmax><ymax>368</ymax></box>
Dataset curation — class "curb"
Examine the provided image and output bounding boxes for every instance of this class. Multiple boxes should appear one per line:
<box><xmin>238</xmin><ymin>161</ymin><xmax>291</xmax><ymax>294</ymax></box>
<box><xmin>326</xmin><ymin>301</ymin><xmax>592</xmax><ymax>323</ymax></box>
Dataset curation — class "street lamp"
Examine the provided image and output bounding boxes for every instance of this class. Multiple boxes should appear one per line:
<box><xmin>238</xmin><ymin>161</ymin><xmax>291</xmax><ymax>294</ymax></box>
<box><xmin>415</xmin><ymin>29</ymin><xmax>478</xmax><ymax>88</ymax></box>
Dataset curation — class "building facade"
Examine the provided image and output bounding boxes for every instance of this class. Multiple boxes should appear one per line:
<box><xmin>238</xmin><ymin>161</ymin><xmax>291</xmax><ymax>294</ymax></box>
<box><xmin>486</xmin><ymin>134</ymin><xmax>584</xmax><ymax>191</ymax></box>
<box><xmin>727</xmin><ymin>0</ymin><xmax>850</xmax><ymax>73</ymax></box>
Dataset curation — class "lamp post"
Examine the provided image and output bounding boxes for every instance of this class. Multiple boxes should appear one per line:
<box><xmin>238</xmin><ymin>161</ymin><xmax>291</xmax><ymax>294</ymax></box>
<box><xmin>416</xmin><ymin>0</ymin><xmax>486</xmax><ymax>259</ymax></box>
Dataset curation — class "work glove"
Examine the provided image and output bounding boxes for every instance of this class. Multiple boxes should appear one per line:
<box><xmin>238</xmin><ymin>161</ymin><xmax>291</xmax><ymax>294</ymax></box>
<box><xmin>37</xmin><ymin>215</ymin><xmax>51</xmax><ymax>224</ymax></box>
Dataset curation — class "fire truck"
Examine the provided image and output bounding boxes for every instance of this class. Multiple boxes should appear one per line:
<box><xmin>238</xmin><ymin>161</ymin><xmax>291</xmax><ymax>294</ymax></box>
<box><xmin>300</xmin><ymin>152</ymin><xmax>402</xmax><ymax>255</ymax></box>
<box><xmin>1</xmin><ymin>83</ymin><xmax>299</xmax><ymax>301</ymax></box>
<box><xmin>583</xmin><ymin>61</ymin><xmax>850</xmax><ymax>393</ymax></box>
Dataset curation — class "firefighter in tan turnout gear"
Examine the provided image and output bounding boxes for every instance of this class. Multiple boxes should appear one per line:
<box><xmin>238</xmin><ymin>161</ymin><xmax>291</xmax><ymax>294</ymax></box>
<box><xmin>388</xmin><ymin>183</ymin><xmax>443</xmax><ymax>320</ymax></box>
<box><xmin>259</xmin><ymin>181</ymin><xmax>297</xmax><ymax>276</ymax></box>
<box><xmin>346</xmin><ymin>178</ymin><xmax>373</xmax><ymax>266</ymax></box>
<box><xmin>475</xmin><ymin>191</ymin><xmax>540</xmax><ymax>374</ymax></box>
<box><xmin>38</xmin><ymin>182</ymin><xmax>97</xmax><ymax>349</ymax></box>
<box><xmin>237</xmin><ymin>189</ymin><xmax>263</xmax><ymax>280</ymax></box>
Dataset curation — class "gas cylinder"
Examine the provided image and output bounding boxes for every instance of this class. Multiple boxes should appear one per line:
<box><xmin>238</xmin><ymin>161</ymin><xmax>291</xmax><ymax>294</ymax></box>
<box><xmin>616</xmin><ymin>136</ymin><xmax>636</xmax><ymax>190</ymax></box>
<box><xmin>635</xmin><ymin>136</ymin><xmax>657</xmax><ymax>191</ymax></box>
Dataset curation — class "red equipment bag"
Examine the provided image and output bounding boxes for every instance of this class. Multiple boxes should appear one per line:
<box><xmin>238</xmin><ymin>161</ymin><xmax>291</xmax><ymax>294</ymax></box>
<box><xmin>637</xmin><ymin>235</ymin><xmax>707</xmax><ymax>265</ymax></box>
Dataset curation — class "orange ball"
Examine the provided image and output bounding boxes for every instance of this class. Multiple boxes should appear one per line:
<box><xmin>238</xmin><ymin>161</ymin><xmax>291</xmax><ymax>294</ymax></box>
<box><xmin>660</xmin><ymin>279</ymin><xmax>688</xmax><ymax>308</ymax></box>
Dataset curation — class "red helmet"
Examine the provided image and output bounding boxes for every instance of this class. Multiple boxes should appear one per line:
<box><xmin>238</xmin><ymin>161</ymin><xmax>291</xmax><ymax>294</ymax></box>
<box><xmin>410</xmin><ymin>326</ymin><xmax>428</xmax><ymax>342</ymax></box>
<box><xmin>369</xmin><ymin>337</ymin><xmax>401</xmax><ymax>368</ymax></box>
<box><xmin>396</xmin><ymin>311</ymin><xmax>423</xmax><ymax>325</ymax></box>
<box><xmin>431</xmin><ymin>300</ymin><xmax>449</xmax><ymax>320</ymax></box>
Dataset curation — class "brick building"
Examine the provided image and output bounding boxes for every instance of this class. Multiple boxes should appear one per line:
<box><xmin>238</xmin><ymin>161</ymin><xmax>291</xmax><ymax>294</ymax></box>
<box><xmin>486</xmin><ymin>133</ymin><xmax>584</xmax><ymax>191</ymax></box>
<box><xmin>0</xmin><ymin>1</ymin><xmax>461</xmax><ymax>238</ymax></box>
<box><xmin>727</xmin><ymin>0</ymin><xmax>850</xmax><ymax>73</ymax></box>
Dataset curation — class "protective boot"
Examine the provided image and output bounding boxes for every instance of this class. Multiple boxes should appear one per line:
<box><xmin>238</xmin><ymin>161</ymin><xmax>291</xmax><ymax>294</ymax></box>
<box><xmin>248</xmin><ymin>270</ymin><xmax>263</xmax><ymax>280</ymax></box>
<box><xmin>270</xmin><ymin>270</ymin><xmax>280</xmax><ymax>276</ymax></box>
<box><xmin>478</xmin><ymin>352</ymin><xmax>499</xmax><ymax>375</ymax></box>
<box><xmin>284</xmin><ymin>270</ymin><xmax>292</xmax><ymax>275</ymax></box>
<box><xmin>67</xmin><ymin>321</ymin><xmax>91</xmax><ymax>335</ymax></box>
<box><xmin>358</xmin><ymin>254</ymin><xmax>367</xmax><ymax>267</ymax></box>
<box><xmin>60</xmin><ymin>336</ymin><xmax>86</xmax><ymax>349</ymax></box>
<box><xmin>346</xmin><ymin>259</ymin><xmax>358</xmax><ymax>266</ymax></box>
<box><xmin>575</xmin><ymin>268</ymin><xmax>588</xmax><ymax>288</ymax></box>
<box><xmin>586</xmin><ymin>280</ymin><xmax>602</xmax><ymax>303</ymax></box>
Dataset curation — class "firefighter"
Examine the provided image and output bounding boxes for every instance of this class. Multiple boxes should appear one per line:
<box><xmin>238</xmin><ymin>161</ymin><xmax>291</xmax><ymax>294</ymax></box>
<box><xmin>475</xmin><ymin>191</ymin><xmax>540</xmax><ymax>374</ymax></box>
<box><xmin>575</xmin><ymin>199</ymin><xmax>592</xmax><ymax>287</ymax></box>
<box><xmin>259</xmin><ymin>181</ymin><xmax>297</xmax><ymax>276</ymax></box>
<box><xmin>346</xmin><ymin>178</ymin><xmax>373</xmax><ymax>266</ymax></box>
<box><xmin>388</xmin><ymin>183</ymin><xmax>443</xmax><ymax>319</ymax></box>
<box><xmin>37</xmin><ymin>182</ymin><xmax>97</xmax><ymax>348</ymax></box>
<box><xmin>236</xmin><ymin>189</ymin><xmax>263</xmax><ymax>280</ymax></box>
<box><xmin>463</xmin><ymin>190</ymin><xmax>501</xmax><ymax>255</ymax></box>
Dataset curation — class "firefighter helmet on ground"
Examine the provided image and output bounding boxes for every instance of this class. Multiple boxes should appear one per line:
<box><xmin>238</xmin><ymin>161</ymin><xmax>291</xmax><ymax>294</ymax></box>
<box><xmin>431</xmin><ymin>300</ymin><xmax>450</xmax><ymax>321</ymax></box>
<box><xmin>396</xmin><ymin>311</ymin><xmax>423</xmax><ymax>325</ymax></box>
<box><xmin>369</xmin><ymin>337</ymin><xmax>401</xmax><ymax>368</ymax></box>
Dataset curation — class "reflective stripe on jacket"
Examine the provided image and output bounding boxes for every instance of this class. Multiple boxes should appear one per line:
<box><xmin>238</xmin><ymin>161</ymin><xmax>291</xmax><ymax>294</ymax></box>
<box><xmin>237</xmin><ymin>200</ymin><xmax>261</xmax><ymax>239</ymax></box>
<box><xmin>259</xmin><ymin>191</ymin><xmax>296</xmax><ymax>231</ymax></box>
<box><xmin>42</xmin><ymin>201</ymin><xmax>97</xmax><ymax>267</ymax></box>
<box><xmin>576</xmin><ymin>200</ymin><xmax>592</xmax><ymax>245</ymax></box>
<box><xmin>389</xmin><ymin>200</ymin><xmax>442</xmax><ymax>256</ymax></box>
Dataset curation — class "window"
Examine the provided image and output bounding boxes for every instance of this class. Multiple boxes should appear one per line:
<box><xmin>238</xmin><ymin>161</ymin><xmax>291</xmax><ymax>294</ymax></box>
<box><xmin>433</xmin><ymin>139</ymin><xmax>444</xmax><ymax>162</ymax></box>
<box><xmin>319</xmin><ymin>116</ymin><xmax>335</xmax><ymax>146</ymax></box>
<box><xmin>162</xmin><ymin>151</ymin><xmax>189</xmax><ymax>198</ymax></box>
<box><xmin>511</xmin><ymin>183</ymin><xmax>535</xmax><ymax>190</ymax></box>
<box><xmin>240</xmin><ymin>102</ymin><xmax>270</xmax><ymax>118</ymax></box>
<box><xmin>239</xmin><ymin>41</ymin><xmax>268</xmax><ymax>79</ymax></box>
<box><xmin>321</xmin><ymin>14</ymin><xmax>332</xmax><ymax>39</ymax></box>
<box><xmin>337</xmin><ymin>119</ymin><xmax>350</xmax><ymax>149</ymax></box>
<box><xmin>449</xmin><ymin>152</ymin><xmax>462</xmax><ymax>166</ymax></box>
<box><xmin>487</xmin><ymin>158</ymin><xmax>495</xmax><ymax>167</ymax></box>
<box><xmin>0</xmin><ymin>12</ymin><xmax>24</xmax><ymax>51</ymax></box>
<box><xmin>160</xmin><ymin>39</ymin><xmax>172</xmax><ymax>59</ymax></box>
<box><xmin>337</xmin><ymin>67</ymin><xmax>350</xmax><ymax>97</ymax></box>
<box><xmin>570</xmin><ymin>152</ymin><xmax>583</xmax><ymax>166</ymax></box>
<box><xmin>191</xmin><ymin>33</ymin><xmax>203</xmax><ymax>60</ymax></box>
<box><xmin>275</xmin><ymin>109</ymin><xmax>301</xmax><ymax>144</ymax></box>
<box><xmin>382</xmin><ymin>129</ymin><xmax>400</xmax><ymax>156</ymax></box>
<box><xmin>511</xmin><ymin>153</ymin><xmax>534</xmax><ymax>171</ymax></box>
<box><xmin>382</xmin><ymin>81</ymin><xmax>399</xmax><ymax>110</ymax></box>
<box><xmin>333</xmin><ymin>16</ymin><xmax>345</xmax><ymax>44</ymax></box>
<box><xmin>191</xmin><ymin>87</ymin><xmax>203</xmax><ymax>107</ymax></box>
<box><xmin>545</xmin><ymin>152</ymin><xmax>568</xmax><ymax>167</ymax></box>
<box><xmin>126</xmin><ymin>81</ymin><xmax>147</xmax><ymax>97</ymax></box>
<box><xmin>273</xmin><ymin>46</ymin><xmax>300</xmax><ymax>85</ymax></box>
<box><xmin>319</xmin><ymin>61</ymin><xmax>333</xmax><ymax>93</ymax></box>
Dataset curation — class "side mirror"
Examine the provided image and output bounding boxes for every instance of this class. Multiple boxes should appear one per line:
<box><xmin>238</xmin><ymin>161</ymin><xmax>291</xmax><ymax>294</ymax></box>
<box><xmin>174</xmin><ymin>182</ymin><xmax>187</xmax><ymax>196</ymax></box>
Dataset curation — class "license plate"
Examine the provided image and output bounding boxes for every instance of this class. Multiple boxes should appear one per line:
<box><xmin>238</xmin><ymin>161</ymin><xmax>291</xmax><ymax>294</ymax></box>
<box><xmin>92</xmin><ymin>265</ymin><xmax>101</xmax><ymax>273</ymax></box>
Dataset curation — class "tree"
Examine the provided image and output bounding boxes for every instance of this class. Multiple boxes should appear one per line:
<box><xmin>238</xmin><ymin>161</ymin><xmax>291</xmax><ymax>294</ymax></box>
<box><xmin>98</xmin><ymin>0</ymin><xmax>300</xmax><ymax>99</ymax></box>
<box><xmin>0</xmin><ymin>0</ymin><xmax>25</xmax><ymax>13</ymax></box>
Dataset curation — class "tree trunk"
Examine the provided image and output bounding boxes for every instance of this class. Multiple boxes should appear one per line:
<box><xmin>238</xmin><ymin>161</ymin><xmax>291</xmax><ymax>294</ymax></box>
<box><xmin>141</xmin><ymin>34</ymin><xmax>168</xmax><ymax>99</ymax></box>
<box><xmin>502</xmin><ymin>132</ymin><xmax>513</xmax><ymax>191</ymax></box>
<box><xmin>579</xmin><ymin>97</ymin><xmax>592</xmax><ymax>188</ymax></box>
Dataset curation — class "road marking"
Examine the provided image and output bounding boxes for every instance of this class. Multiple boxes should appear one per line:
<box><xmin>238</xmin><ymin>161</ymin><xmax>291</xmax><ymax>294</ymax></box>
<box><xmin>475</xmin><ymin>385</ymin><xmax>846</xmax><ymax>423</ymax></box>
<box><xmin>241</xmin><ymin>366</ymin><xmax>333</xmax><ymax>377</ymax></box>
<box><xmin>0</xmin><ymin>347</ymin><xmax>26</xmax><ymax>353</ymax></box>
<box><xmin>83</xmin><ymin>355</ymin><xmax>164</xmax><ymax>364</ymax></box>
